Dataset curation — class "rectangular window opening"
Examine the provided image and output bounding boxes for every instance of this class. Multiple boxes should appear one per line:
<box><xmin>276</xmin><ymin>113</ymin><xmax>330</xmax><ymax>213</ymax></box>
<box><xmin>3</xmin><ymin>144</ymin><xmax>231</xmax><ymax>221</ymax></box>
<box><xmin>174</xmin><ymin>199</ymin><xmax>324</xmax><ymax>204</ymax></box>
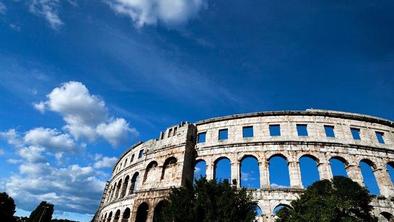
<box><xmin>269</xmin><ymin>124</ymin><xmax>281</xmax><ymax>136</ymax></box>
<box><xmin>138</xmin><ymin>149</ymin><xmax>144</xmax><ymax>159</ymax></box>
<box><xmin>243</xmin><ymin>126</ymin><xmax>254</xmax><ymax>138</ymax></box>
<box><xmin>218</xmin><ymin>129</ymin><xmax>228</xmax><ymax>140</ymax></box>
<box><xmin>376</xmin><ymin>131</ymin><xmax>385</xmax><ymax>144</ymax></box>
<box><xmin>351</xmin><ymin>128</ymin><xmax>361</xmax><ymax>140</ymax></box>
<box><xmin>324</xmin><ymin>125</ymin><xmax>335</xmax><ymax>138</ymax></box>
<box><xmin>296</xmin><ymin>124</ymin><xmax>308</xmax><ymax>136</ymax></box>
<box><xmin>197</xmin><ymin>132</ymin><xmax>206</xmax><ymax>143</ymax></box>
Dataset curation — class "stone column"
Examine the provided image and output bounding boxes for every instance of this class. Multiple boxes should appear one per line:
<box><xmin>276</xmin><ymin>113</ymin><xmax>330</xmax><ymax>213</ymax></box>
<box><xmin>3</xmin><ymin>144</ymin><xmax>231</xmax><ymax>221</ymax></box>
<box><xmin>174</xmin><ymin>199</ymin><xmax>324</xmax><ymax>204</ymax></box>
<box><xmin>288</xmin><ymin>161</ymin><xmax>302</xmax><ymax>188</ymax></box>
<box><xmin>206</xmin><ymin>161</ymin><xmax>214</xmax><ymax>180</ymax></box>
<box><xmin>260</xmin><ymin>161</ymin><xmax>270</xmax><ymax>189</ymax></box>
<box><xmin>375</xmin><ymin>166</ymin><xmax>394</xmax><ymax>197</ymax></box>
<box><xmin>346</xmin><ymin>164</ymin><xmax>363</xmax><ymax>185</ymax></box>
<box><xmin>231</xmin><ymin>160</ymin><xmax>240</xmax><ymax>187</ymax></box>
<box><xmin>318</xmin><ymin>161</ymin><xmax>333</xmax><ymax>180</ymax></box>
<box><xmin>147</xmin><ymin>202</ymin><xmax>154</xmax><ymax>222</ymax></box>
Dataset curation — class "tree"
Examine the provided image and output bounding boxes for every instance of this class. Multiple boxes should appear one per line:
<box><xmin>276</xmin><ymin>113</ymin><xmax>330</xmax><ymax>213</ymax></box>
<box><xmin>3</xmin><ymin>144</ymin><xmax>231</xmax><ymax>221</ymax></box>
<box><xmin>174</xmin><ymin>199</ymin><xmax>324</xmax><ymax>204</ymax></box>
<box><xmin>158</xmin><ymin>178</ymin><xmax>256</xmax><ymax>222</ymax></box>
<box><xmin>276</xmin><ymin>176</ymin><xmax>378</xmax><ymax>222</ymax></box>
<box><xmin>28</xmin><ymin>201</ymin><xmax>54</xmax><ymax>222</ymax></box>
<box><xmin>0</xmin><ymin>192</ymin><xmax>17</xmax><ymax>222</ymax></box>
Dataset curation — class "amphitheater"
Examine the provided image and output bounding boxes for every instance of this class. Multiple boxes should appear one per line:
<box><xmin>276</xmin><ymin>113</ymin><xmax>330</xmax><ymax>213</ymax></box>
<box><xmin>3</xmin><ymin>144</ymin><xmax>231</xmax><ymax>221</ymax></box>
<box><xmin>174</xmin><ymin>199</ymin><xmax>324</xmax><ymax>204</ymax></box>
<box><xmin>94</xmin><ymin>109</ymin><xmax>394</xmax><ymax>222</ymax></box>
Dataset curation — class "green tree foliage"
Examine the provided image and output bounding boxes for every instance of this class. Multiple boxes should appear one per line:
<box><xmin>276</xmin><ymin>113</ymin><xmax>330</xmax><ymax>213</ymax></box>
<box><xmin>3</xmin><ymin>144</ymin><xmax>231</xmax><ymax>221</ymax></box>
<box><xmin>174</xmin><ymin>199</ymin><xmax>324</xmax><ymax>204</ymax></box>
<box><xmin>28</xmin><ymin>201</ymin><xmax>54</xmax><ymax>222</ymax></box>
<box><xmin>276</xmin><ymin>176</ymin><xmax>378</xmax><ymax>222</ymax></box>
<box><xmin>158</xmin><ymin>178</ymin><xmax>256</xmax><ymax>222</ymax></box>
<box><xmin>0</xmin><ymin>192</ymin><xmax>17</xmax><ymax>222</ymax></box>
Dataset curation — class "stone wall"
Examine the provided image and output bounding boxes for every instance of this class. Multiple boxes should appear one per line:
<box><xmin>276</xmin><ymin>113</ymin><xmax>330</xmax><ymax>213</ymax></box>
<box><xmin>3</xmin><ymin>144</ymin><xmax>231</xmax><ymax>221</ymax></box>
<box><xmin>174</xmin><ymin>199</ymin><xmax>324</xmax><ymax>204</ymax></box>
<box><xmin>94</xmin><ymin>110</ymin><xmax>394</xmax><ymax>222</ymax></box>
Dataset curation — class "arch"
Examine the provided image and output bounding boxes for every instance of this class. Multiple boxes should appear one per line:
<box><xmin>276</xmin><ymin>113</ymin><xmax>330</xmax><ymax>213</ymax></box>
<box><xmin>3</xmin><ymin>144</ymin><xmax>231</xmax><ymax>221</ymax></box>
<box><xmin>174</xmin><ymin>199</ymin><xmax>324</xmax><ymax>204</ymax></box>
<box><xmin>107</xmin><ymin>212</ymin><xmax>112</xmax><ymax>222</ymax></box>
<box><xmin>194</xmin><ymin>159</ymin><xmax>207</xmax><ymax>181</ymax></box>
<box><xmin>273</xmin><ymin>204</ymin><xmax>291</xmax><ymax>216</ymax></box>
<box><xmin>214</xmin><ymin>156</ymin><xmax>231</xmax><ymax>182</ymax></box>
<box><xmin>115</xmin><ymin>179</ymin><xmax>122</xmax><ymax>199</ymax></box>
<box><xmin>254</xmin><ymin>205</ymin><xmax>263</xmax><ymax>217</ymax></box>
<box><xmin>130</xmin><ymin>172</ymin><xmax>140</xmax><ymax>194</ymax></box>
<box><xmin>135</xmin><ymin>202</ymin><xmax>149</xmax><ymax>222</ymax></box>
<box><xmin>299</xmin><ymin>155</ymin><xmax>320</xmax><ymax>188</ymax></box>
<box><xmin>387</xmin><ymin>162</ymin><xmax>394</xmax><ymax>185</ymax></box>
<box><xmin>122</xmin><ymin>208</ymin><xmax>130</xmax><ymax>222</ymax></box>
<box><xmin>161</xmin><ymin>157</ymin><xmax>177</xmax><ymax>180</ymax></box>
<box><xmin>143</xmin><ymin>161</ymin><xmax>158</xmax><ymax>183</ymax></box>
<box><xmin>329</xmin><ymin>156</ymin><xmax>348</xmax><ymax>177</ymax></box>
<box><xmin>240</xmin><ymin>155</ymin><xmax>260</xmax><ymax>189</ymax></box>
<box><xmin>359</xmin><ymin>159</ymin><xmax>380</xmax><ymax>195</ymax></box>
<box><xmin>121</xmin><ymin>176</ymin><xmax>129</xmax><ymax>198</ymax></box>
<box><xmin>103</xmin><ymin>213</ymin><xmax>107</xmax><ymax>222</ymax></box>
<box><xmin>114</xmin><ymin>209</ymin><xmax>121</xmax><ymax>222</ymax></box>
<box><xmin>381</xmin><ymin>212</ymin><xmax>394</xmax><ymax>221</ymax></box>
<box><xmin>268</xmin><ymin>154</ymin><xmax>290</xmax><ymax>188</ymax></box>
<box><xmin>153</xmin><ymin>200</ymin><xmax>169</xmax><ymax>222</ymax></box>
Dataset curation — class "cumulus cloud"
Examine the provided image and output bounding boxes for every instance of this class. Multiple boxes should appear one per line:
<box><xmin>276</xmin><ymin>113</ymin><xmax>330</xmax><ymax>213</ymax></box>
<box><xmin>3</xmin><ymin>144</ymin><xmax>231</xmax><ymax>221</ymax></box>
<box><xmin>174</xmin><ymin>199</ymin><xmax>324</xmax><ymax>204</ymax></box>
<box><xmin>24</xmin><ymin>127</ymin><xmax>76</xmax><ymax>152</ymax></box>
<box><xmin>35</xmin><ymin>81</ymin><xmax>137</xmax><ymax>146</ymax></box>
<box><xmin>94</xmin><ymin>156</ymin><xmax>117</xmax><ymax>169</ymax></box>
<box><xmin>29</xmin><ymin>0</ymin><xmax>63</xmax><ymax>29</ymax></box>
<box><xmin>107</xmin><ymin>0</ymin><xmax>207</xmax><ymax>27</ymax></box>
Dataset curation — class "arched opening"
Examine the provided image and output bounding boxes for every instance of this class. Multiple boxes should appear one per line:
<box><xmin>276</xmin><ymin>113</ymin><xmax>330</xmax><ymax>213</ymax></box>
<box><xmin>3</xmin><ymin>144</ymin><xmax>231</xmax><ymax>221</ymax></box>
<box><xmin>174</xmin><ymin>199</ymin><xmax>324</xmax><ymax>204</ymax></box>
<box><xmin>106</xmin><ymin>186</ymin><xmax>112</xmax><ymax>202</ymax></box>
<box><xmin>240</xmin><ymin>155</ymin><xmax>260</xmax><ymax>189</ymax></box>
<box><xmin>360</xmin><ymin>159</ymin><xmax>380</xmax><ymax>195</ymax></box>
<box><xmin>122</xmin><ymin>208</ymin><xmax>130</xmax><ymax>222</ymax></box>
<box><xmin>255</xmin><ymin>205</ymin><xmax>263</xmax><ymax>217</ymax></box>
<box><xmin>381</xmin><ymin>212</ymin><xmax>394</xmax><ymax>221</ymax></box>
<box><xmin>268</xmin><ymin>154</ymin><xmax>290</xmax><ymax>188</ymax></box>
<box><xmin>121</xmin><ymin>176</ymin><xmax>129</xmax><ymax>198</ymax></box>
<box><xmin>143</xmin><ymin>161</ymin><xmax>158</xmax><ymax>183</ymax></box>
<box><xmin>153</xmin><ymin>200</ymin><xmax>169</xmax><ymax>222</ymax></box>
<box><xmin>214</xmin><ymin>157</ymin><xmax>231</xmax><ymax>183</ymax></box>
<box><xmin>103</xmin><ymin>213</ymin><xmax>107</xmax><ymax>222</ymax></box>
<box><xmin>194</xmin><ymin>159</ymin><xmax>207</xmax><ymax>181</ymax></box>
<box><xmin>330</xmin><ymin>156</ymin><xmax>348</xmax><ymax>177</ymax></box>
<box><xmin>115</xmin><ymin>179</ymin><xmax>122</xmax><ymax>199</ymax></box>
<box><xmin>114</xmin><ymin>210</ymin><xmax>121</xmax><ymax>222</ymax></box>
<box><xmin>161</xmin><ymin>157</ymin><xmax>177</xmax><ymax>180</ymax></box>
<box><xmin>130</xmin><ymin>172</ymin><xmax>140</xmax><ymax>194</ymax></box>
<box><xmin>135</xmin><ymin>202</ymin><xmax>149</xmax><ymax>222</ymax></box>
<box><xmin>107</xmin><ymin>212</ymin><xmax>112</xmax><ymax>222</ymax></box>
<box><xmin>387</xmin><ymin>162</ymin><xmax>394</xmax><ymax>185</ymax></box>
<box><xmin>299</xmin><ymin>155</ymin><xmax>320</xmax><ymax>188</ymax></box>
<box><xmin>273</xmin><ymin>204</ymin><xmax>291</xmax><ymax>216</ymax></box>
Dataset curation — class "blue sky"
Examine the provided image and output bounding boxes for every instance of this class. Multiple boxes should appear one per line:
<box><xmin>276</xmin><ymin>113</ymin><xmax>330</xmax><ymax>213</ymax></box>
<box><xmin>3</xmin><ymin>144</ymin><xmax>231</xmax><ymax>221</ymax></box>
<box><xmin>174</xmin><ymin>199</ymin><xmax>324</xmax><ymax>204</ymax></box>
<box><xmin>0</xmin><ymin>0</ymin><xmax>393</xmax><ymax>221</ymax></box>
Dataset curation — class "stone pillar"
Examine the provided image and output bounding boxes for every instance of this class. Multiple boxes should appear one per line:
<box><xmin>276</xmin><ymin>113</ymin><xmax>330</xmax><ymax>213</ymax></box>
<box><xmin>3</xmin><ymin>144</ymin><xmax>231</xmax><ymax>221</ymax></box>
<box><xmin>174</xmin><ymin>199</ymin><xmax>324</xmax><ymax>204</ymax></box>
<box><xmin>375</xmin><ymin>167</ymin><xmax>394</xmax><ymax>197</ymax></box>
<box><xmin>318</xmin><ymin>161</ymin><xmax>333</xmax><ymax>180</ymax></box>
<box><xmin>231</xmin><ymin>160</ymin><xmax>240</xmax><ymax>187</ymax></box>
<box><xmin>147</xmin><ymin>202</ymin><xmax>154</xmax><ymax>222</ymax></box>
<box><xmin>288</xmin><ymin>161</ymin><xmax>302</xmax><ymax>188</ymax></box>
<box><xmin>346</xmin><ymin>164</ymin><xmax>363</xmax><ymax>185</ymax></box>
<box><xmin>206</xmin><ymin>161</ymin><xmax>214</xmax><ymax>180</ymax></box>
<box><xmin>260</xmin><ymin>161</ymin><xmax>270</xmax><ymax>189</ymax></box>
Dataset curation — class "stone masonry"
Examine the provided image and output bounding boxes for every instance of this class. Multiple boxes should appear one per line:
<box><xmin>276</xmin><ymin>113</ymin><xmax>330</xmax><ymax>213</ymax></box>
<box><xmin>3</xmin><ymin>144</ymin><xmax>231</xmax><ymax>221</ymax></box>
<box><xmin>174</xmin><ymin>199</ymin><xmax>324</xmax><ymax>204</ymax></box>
<box><xmin>94</xmin><ymin>109</ymin><xmax>394</xmax><ymax>222</ymax></box>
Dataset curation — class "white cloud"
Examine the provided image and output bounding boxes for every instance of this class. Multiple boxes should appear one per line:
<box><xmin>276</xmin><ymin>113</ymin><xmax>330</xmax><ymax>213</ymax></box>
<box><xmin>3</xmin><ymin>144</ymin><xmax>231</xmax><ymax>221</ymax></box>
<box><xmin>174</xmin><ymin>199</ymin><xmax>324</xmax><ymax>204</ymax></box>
<box><xmin>33</xmin><ymin>101</ymin><xmax>46</xmax><ymax>113</ymax></box>
<box><xmin>36</xmin><ymin>81</ymin><xmax>137</xmax><ymax>146</ymax></box>
<box><xmin>97</xmin><ymin>118</ymin><xmax>137</xmax><ymax>146</ymax></box>
<box><xmin>18</xmin><ymin>146</ymin><xmax>45</xmax><ymax>163</ymax></box>
<box><xmin>29</xmin><ymin>0</ymin><xmax>63</xmax><ymax>29</ymax></box>
<box><xmin>24</xmin><ymin>127</ymin><xmax>76</xmax><ymax>152</ymax></box>
<box><xmin>107</xmin><ymin>0</ymin><xmax>206</xmax><ymax>27</ymax></box>
<box><xmin>94</xmin><ymin>156</ymin><xmax>117</xmax><ymax>169</ymax></box>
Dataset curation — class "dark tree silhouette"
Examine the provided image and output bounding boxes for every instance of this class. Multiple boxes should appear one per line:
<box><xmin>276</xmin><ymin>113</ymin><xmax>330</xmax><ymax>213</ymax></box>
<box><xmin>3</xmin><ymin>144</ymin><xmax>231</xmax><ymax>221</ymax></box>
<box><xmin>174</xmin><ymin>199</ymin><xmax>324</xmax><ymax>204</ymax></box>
<box><xmin>159</xmin><ymin>178</ymin><xmax>256</xmax><ymax>222</ymax></box>
<box><xmin>28</xmin><ymin>201</ymin><xmax>54</xmax><ymax>222</ymax></box>
<box><xmin>276</xmin><ymin>176</ymin><xmax>378</xmax><ymax>222</ymax></box>
<box><xmin>0</xmin><ymin>192</ymin><xmax>17</xmax><ymax>222</ymax></box>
